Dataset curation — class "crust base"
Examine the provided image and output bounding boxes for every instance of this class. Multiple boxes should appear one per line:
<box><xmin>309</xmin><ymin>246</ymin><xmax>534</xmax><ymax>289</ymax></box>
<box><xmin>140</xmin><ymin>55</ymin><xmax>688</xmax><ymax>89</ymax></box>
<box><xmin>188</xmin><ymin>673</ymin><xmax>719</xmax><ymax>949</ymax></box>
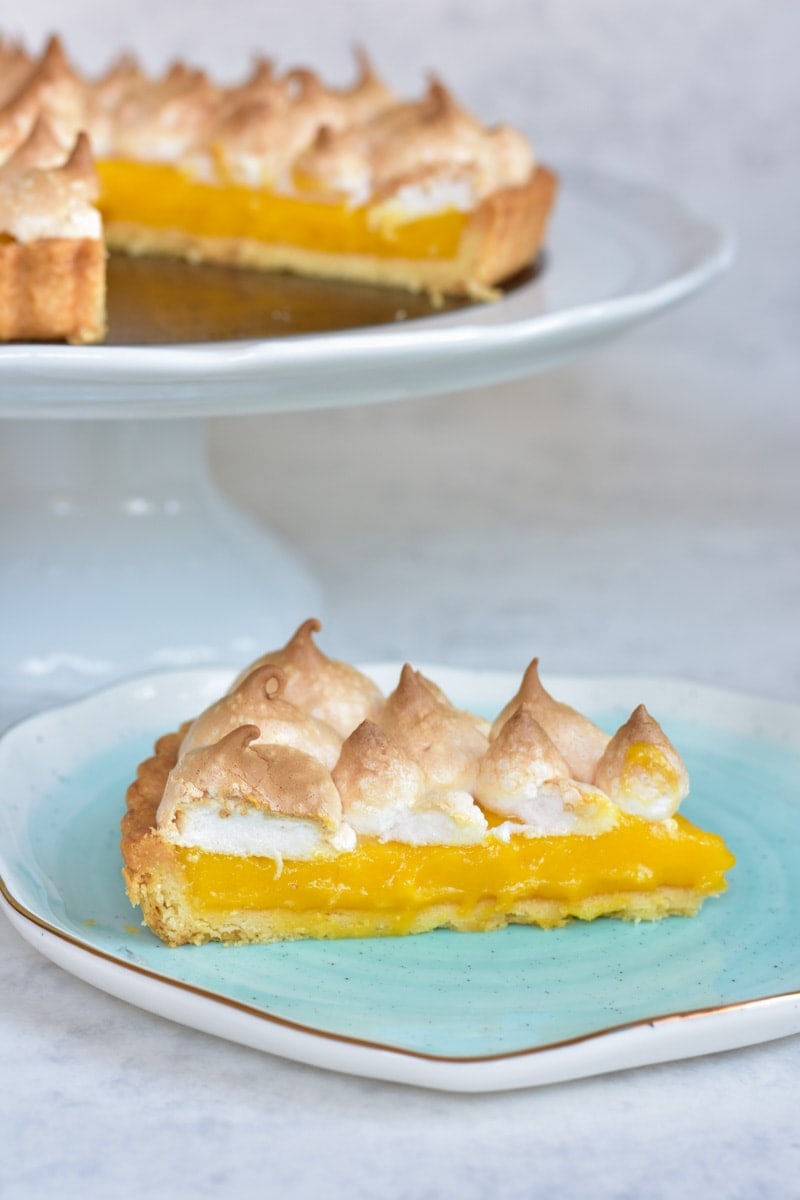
<box><xmin>0</xmin><ymin>237</ymin><xmax>106</xmax><ymax>344</ymax></box>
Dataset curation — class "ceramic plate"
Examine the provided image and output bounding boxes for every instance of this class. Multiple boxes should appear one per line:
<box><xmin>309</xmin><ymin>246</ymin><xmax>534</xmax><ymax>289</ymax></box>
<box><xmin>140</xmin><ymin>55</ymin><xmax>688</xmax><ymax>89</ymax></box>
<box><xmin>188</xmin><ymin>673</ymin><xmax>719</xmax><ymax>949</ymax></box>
<box><xmin>0</xmin><ymin>168</ymin><xmax>733</xmax><ymax>416</ymax></box>
<box><xmin>1</xmin><ymin>666</ymin><xmax>798</xmax><ymax>1093</ymax></box>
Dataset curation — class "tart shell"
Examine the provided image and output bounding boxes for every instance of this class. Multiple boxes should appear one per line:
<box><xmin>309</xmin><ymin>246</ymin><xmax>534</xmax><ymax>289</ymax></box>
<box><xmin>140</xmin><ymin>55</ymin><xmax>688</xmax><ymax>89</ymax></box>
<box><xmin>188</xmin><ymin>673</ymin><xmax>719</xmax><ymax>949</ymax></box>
<box><xmin>0</xmin><ymin>237</ymin><xmax>105</xmax><ymax>344</ymax></box>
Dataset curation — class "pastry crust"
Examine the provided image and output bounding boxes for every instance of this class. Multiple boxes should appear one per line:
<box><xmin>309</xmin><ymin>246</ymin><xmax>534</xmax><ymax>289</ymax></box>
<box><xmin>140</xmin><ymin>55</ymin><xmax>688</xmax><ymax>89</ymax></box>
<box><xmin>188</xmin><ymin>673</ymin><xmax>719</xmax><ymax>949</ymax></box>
<box><xmin>0</xmin><ymin>236</ymin><xmax>104</xmax><ymax>343</ymax></box>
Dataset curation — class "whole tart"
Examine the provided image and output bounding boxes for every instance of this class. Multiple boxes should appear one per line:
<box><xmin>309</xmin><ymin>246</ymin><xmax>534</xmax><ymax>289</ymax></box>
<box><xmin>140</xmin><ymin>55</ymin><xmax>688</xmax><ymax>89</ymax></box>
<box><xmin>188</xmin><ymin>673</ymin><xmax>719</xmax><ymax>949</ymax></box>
<box><xmin>121</xmin><ymin>620</ymin><xmax>735</xmax><ymax>946</ymax></box>
<box><xmin>0</xmin><ymin>36</ymin><xmax>558</xmax><ymax>343</ymax></box>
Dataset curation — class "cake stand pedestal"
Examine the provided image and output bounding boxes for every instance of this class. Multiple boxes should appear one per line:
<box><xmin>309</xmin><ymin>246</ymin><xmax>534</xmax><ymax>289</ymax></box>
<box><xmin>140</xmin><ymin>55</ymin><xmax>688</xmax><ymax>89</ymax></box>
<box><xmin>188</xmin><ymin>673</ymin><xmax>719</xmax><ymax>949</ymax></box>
<box><xmin>0</xmin><ymin>168</ymin><xmax>734</xmax><ymax>710</ymax></box>
<box><xmin>0</xmin><ymin>418</ymin><xmax>319</xmax><ymax>708</ymax></box>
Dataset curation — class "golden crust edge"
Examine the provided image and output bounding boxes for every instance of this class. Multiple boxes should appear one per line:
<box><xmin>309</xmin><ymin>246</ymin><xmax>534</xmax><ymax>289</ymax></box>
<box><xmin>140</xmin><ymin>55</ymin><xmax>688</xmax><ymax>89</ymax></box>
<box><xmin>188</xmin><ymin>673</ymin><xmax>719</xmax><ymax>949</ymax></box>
<box><xmin>0</xmin><ymin>237</ymin><xmax>106</xmax><ymax>343</ymax></box>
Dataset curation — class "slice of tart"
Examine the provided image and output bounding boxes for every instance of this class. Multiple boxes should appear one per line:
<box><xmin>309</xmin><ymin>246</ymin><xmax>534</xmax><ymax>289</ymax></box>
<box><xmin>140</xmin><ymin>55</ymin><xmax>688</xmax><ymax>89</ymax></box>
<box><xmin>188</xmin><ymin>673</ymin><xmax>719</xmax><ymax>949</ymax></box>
<box><xmin>121</xmin><ymin>621</ymin><xmax>735</xmax><ymax>946</ymax></box>
<box><xmin>0</xmin><ymin>35</ymin><xmax>557</xmax><ymax>344</ymax></box>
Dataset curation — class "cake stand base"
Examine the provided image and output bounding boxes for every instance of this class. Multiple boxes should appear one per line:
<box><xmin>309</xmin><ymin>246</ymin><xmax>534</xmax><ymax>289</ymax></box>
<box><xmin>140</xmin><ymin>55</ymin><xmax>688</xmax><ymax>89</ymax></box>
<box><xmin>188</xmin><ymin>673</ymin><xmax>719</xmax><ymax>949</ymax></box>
<box><xmin>0</xmin><ymin>419</ymin><xmax>320</xmax><ymax>708</ymax></box>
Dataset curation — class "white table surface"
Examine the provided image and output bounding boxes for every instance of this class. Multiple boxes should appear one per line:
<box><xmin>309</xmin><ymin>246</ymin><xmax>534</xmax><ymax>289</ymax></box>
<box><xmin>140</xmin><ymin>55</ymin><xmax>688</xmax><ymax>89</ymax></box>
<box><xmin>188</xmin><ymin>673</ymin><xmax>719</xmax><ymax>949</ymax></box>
<box><xmin>2</xmin><ymin>2</ymin><xmax>799</xmax><ymax>1197</ymax></box>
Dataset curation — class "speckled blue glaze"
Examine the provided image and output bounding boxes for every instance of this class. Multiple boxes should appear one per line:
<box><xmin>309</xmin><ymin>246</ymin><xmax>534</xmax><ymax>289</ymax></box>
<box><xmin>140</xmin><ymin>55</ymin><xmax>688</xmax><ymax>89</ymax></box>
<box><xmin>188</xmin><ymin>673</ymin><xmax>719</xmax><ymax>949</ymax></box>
<box><xmin>6</xmin><ymin>700</ymin><xmax>798</xmax><ymax>1060</ymax></box>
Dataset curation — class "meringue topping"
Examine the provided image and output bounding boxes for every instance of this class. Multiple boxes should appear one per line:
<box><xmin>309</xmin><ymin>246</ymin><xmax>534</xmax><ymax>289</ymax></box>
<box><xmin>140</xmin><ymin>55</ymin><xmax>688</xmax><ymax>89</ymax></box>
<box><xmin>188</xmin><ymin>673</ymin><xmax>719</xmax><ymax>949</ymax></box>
<box><xmin>378</xmin><ymin>663</ymin><xmax>489</xmax><ymax>792</ymax></box>
<box><xmin>157</xmin><ymin>725</ymin><xmax>355</xmax><ymax>860</ymax></box>
<box><xmin>295</xmin><ymin>78</ymin><xmax>534</xmax><ymax>208</ymax></box>
<box><xmin>0</xmin><ymin>126</ymin><xmax>101</xmax><ymax>242</ymax></box>
<box><xmin>0</xmin><ymin>37</ymin><xmax>88</xmax><ymax>160</ymax></box>
<box><xmin>180</xmin><ymin>662</ymin><xmax>343</xmax><ymax>769</ymax></box>
<box><xmin>333</xmin><ymin>719</ymin><xmax>487</xmax><ymax>845</ymax></box>
<box><xmin>594</xmin><ymin>704</ymin><xmax>690</xmax><ymax>821</ymax></box>
<box><xmin>476</xmin><ymin>705</ymin><xmax>619</xmax><ymax>836</ymax></box>
<box><xmin>230</xmin><ymin>618</ymin><xmax>383</xmax><ymax>738</ymax></box>
<box><xmin>491</xmin><ymin>658</ymin><xmax>611</xmax><ymax>784</ymax></box>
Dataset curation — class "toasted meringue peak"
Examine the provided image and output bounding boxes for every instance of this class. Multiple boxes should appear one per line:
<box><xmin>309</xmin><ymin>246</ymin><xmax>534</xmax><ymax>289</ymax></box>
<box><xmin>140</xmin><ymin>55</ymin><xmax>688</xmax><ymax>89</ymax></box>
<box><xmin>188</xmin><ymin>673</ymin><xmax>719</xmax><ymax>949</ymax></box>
<box><xmin>98</xmin><ymin>59</ymin><xmax>221</xmax><ymax>161</ymax></box>
<box><xmin>476</xmin><ymin>705</ymin><xmax>618</xmax><ymax>836</ymax></box>
<box><xmin>0</xmin><ymin>127</ymin><xmax>101</xmax><ymax>241</ymax></box>
<box><xmin>180</xmin><ymin>661</ymin><xmax>343</xmax><ymax>769</ymax></box>
<box><xmin>378</xmin><ymin>663</ymin><xmax>489</xmax><ymax>792</ymax></box>
<box><xmin>0</xmin><ymin>114</ymin><xmax>66</xmax><ymax>174</ymax></box>
<box><xmin>207</xmin><ymin>52</ymin><xmax>394</xmax><ymax>189</ymax></box>
<box><xmin>157</xmin><ymin>725</ymin><xmax>355</xmax><ymax>859</ymax></box>
<box><xmin>333</xmin><ymin>719</ymin><xmax>425</xmax><ymax>811</ymax></box>
<box><xmin>491</xmin><ymin>659</ymin><xmax>610</xmax><ymax>784</ymax></box>
<box><xmin>594</xmin><ymin>705</ymin><xmax>690</xmax><ymax>821</ymax></box>
<box><xmin>161</xmin><ymin>724</ymin><xmax>342</xmax><ymax>825</ymax></box>
<box><xmin>231</xmin><ymin>619</ymin><xmax>383</xmax><ymax>738</ymax></box>
<box><xmin>60</xmin><ymin>130</ymin><xmax>99</xmax><ymax>196</ymax></box>
<box><xmin>0</xmin><ymin>39</ymin><xmax>34</xmax><ymax>106</ymax></box>
<box><xmin>0</xmin><ymin>35</ymin><xmax>87</xmax><ymax>158</ymax></box>
<box><xmin>294</xmin><ymin>74</ymin><xmax>534</xmax><ymax>207</ymax></box>
<box><xmin>333</xmin><ymin>719</ymin><xmax>487</xmax><ymax>845</ymax></box>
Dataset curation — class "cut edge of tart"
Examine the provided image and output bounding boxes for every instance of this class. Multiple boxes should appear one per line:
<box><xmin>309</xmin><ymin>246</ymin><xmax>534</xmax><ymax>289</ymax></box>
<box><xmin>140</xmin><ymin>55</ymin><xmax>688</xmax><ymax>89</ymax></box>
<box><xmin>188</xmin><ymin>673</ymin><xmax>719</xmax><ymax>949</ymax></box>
<box><xmin>120</xmin><ymin>619</ymin><xmax>735</xmax><ymax>947</ymax></box>
<box><xmin>0</xmin><ymin>122</ymin><xmax>105</xmax><ymax>344</ymax></box>
<box><xmin>0</xmin><ymin>35</ymin><xmax>558</xmax><ymax>343</ymax></box>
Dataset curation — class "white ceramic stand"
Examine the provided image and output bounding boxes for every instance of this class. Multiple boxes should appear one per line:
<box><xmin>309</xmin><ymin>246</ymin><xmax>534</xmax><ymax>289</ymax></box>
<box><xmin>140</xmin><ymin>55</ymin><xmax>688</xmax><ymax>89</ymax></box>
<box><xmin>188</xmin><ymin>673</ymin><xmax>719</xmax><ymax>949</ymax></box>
<box><xmin>0</xmin><ymin>419</ymin><xmax>319</xmax><ymax>703</ymax></box>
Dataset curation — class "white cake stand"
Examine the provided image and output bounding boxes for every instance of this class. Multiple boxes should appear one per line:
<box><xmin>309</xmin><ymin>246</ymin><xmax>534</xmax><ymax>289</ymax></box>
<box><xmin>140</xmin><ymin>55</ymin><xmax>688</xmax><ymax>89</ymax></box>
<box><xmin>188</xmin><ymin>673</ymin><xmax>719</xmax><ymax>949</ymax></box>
<box><xmin>0</xmin><ymin>168</ymin><xmax>733</xmax><ymax>707</ymax></box>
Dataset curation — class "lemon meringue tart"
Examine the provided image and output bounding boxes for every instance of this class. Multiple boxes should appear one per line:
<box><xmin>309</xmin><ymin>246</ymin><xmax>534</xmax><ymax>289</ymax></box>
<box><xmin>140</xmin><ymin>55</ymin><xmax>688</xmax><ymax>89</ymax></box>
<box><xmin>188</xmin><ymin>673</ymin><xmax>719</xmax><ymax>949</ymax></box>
<box><xmin>0</xmin><ymin>36</ymin><xmax>557</xmax><ymax>343</ymax></box>
<box><xmin>121</xmin><ymin>619</ymin><xmax>735</xmax><ymax>946</ymax></box>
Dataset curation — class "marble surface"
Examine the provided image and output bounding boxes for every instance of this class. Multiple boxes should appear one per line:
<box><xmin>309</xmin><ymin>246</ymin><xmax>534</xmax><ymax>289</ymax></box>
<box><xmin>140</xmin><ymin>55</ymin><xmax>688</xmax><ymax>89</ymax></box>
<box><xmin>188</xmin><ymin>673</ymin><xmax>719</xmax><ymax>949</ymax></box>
<box><xmin>2</xmin><ymin>1</ymin><xmax>800</xmax><ymax>1197</ymax></box>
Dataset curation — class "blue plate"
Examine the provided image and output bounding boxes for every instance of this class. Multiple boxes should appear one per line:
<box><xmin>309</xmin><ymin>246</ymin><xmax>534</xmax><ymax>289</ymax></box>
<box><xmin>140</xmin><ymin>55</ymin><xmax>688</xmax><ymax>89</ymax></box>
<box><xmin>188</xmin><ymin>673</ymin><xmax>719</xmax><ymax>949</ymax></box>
<box><xmin>1</xmin><ymin>665</ymin><xmax>798</xmax><ymax>1091</ymax></box>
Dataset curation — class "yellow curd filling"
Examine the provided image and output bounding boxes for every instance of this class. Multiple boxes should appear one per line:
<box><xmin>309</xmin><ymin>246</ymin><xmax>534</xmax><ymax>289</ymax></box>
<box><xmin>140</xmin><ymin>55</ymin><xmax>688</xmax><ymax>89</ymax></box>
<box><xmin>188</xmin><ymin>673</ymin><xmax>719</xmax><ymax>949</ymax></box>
<box><xmin>174</xmin><ymin>814</ymin><xmax>734</xmax><ymax>925</ymax></box>
<box><xmin>97</xmin><ymin>160</ymin><xmax>468</xmax><ymax>260</ymax></box>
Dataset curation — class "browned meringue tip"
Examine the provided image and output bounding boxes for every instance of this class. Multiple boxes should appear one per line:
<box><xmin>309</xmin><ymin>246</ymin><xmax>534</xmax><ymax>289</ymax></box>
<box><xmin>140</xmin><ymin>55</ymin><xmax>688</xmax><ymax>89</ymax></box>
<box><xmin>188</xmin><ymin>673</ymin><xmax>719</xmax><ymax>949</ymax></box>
<box><xmin>234</xmin><ymin>661</ymin><xmax>287</xmax><ymax>702</ymax></box>
<box><xmin>351</xmin><ymin>44</ymin><xmax>379</xmax><ymax>83</ymax></box>
<box><xmin>335</xmin><ymin>715</ymin><xmax>417</xmax><ymax>772</ymax></box>
<box><xmin>0</xmin><ymin>113</ymin><xmax>62</xmax><ymax>173</ymax></box>
<box><xmin>291</xmin><ymin>614</ymin><xmax>323</xmax><ymax>641</ymax></box>
<box><xmin>62</xmin><ymin>130</ymin><xmax>96</xmax><ymax>179</ymax></box>
<box><xmin>423</xmin><ymin>75</ymin><xmax>460</xmax><ymax>118</ymax></box>
<box><xmin>339</xmin><ymin>716</ymin><xmax>389</xmax><ymax>754</ymax></box>
<box><xmin>381</xmin><ymin>663</ymin><xmax>449</xmax><ymax>722</ymax></box>
<box><xmin>490</xmin><ymin>702</ymin><xmax>572</xmax><ymax>774</ymax></box>
<box><xmin>594</xmin><ymin>703</ymin><xmax>689</xmax><ymax>819</ymax></box>
<box><xmin>37</xmin><ymin>34</ymin><xmax>70</xmax><ymax>76</ymax></box>
<box><xmin>17</xmin><ymin>33</ymin><xmax>77</xmax><ymax>97</ymax></box>
<box><xmin>215</xmin><ymin>722</ymin><xmax>261</xmax><ymax>753</ymax></box>
<box><xmin>332</xmin><ymin>717</ymin><xmax>415</xmax><ymax>794</ymax></box>
<box><xmin>181</xmin><ymin>658</ymin><xmax>345</xmax><ymax>768</ymax></box>
<box><xmin>491</xmin><ymin>656</ymin><xmax>610</xmax><ymax>784</ymax></box>
<box><xmin>489</xmin><ymin>656</ymin><xmax>540</xmax><ymax>737</ymax></box>
<box><xmin>160</xmin><ymin>722</ymin><xmax>345</xmax><ymax>829</ymax></box>
<box><xmin>605</xmin><ymin>704</ymin><xmax>678</xmax><ymax>752</ymax></box>
<box><xmin>245</xmin><ymin>55</ymin><xmax>276</xmax><ymax>82</ymax></box>
<box><xmin>392</xmin><ymin>662</ymin><xmax>451</xmax><ymax>708</ymax></box>
<box><xmin>380</xmin><ymin>662</ymin><xmax>489</xmax><ymax>791</ymax></box>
